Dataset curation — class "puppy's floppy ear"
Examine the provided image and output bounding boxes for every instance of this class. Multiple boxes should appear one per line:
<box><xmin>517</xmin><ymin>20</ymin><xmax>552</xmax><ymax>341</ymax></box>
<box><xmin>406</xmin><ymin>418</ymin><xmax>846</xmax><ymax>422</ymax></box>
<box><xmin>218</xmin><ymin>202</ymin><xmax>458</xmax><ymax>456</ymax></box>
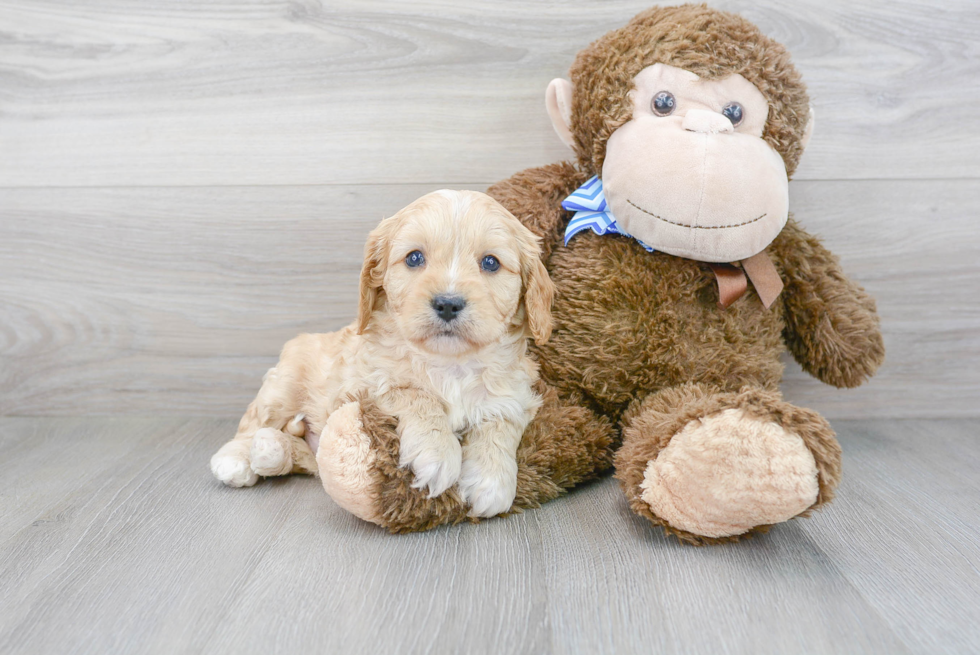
<box><xmin>357</xmin><ymin>215</ymin><xmax>398</xmax><ymax>334</ymax></box>
<box><xmin>513</xmin><ymin>218</ymin><xmax>555</xmax><ymax>345</ymax></box>
<box><xmin>524</xmin><ymin>256</ymin><xmax>555</xmax><ymax>344</ymax></box>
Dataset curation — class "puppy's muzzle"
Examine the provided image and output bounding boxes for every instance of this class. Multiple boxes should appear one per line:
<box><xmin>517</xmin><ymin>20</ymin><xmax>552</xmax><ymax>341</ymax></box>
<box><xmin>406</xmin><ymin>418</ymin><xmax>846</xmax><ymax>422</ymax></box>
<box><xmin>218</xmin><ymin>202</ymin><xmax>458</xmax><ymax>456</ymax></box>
<box><xmin>431</xmin><ymin>295</ymin><xmax>466</xmax><ymax>323</ymax></box>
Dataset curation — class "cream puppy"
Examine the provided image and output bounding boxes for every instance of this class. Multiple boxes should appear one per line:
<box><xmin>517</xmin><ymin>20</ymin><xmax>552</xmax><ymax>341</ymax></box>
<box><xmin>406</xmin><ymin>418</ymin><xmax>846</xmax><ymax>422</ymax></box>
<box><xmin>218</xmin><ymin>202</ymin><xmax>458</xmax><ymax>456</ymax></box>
<box><xmin>210</xmin><ymin>190</ymin><xmax>554</xmax><ymax>518</ymax></box>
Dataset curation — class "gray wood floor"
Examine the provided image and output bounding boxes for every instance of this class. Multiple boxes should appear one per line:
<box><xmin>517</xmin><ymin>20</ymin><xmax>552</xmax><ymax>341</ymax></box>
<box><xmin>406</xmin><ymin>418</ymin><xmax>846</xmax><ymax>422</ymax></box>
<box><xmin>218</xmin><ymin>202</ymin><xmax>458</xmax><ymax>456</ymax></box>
<box><xmin>1</xmin><ymin>417</ymin><xmax>977</xmax><ymax>654</ymax></box>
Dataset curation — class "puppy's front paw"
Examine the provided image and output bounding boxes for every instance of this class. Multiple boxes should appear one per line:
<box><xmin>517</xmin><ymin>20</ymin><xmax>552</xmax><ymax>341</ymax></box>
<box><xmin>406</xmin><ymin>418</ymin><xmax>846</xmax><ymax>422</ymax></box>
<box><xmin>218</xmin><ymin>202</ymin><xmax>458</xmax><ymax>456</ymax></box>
<box><xmin>211</xmin><ymin>439</ymin><xmax>259</xmax><ymax>487</ymax></box>
<box><xmin>458</xmin><ymin>455</ymin><xmax>518</xmax><ymax>518</ymax></box>
<box><xmin>398</xmin><ymin>424</ymin><xmax>462</xmax><ymax>498</ymax></box>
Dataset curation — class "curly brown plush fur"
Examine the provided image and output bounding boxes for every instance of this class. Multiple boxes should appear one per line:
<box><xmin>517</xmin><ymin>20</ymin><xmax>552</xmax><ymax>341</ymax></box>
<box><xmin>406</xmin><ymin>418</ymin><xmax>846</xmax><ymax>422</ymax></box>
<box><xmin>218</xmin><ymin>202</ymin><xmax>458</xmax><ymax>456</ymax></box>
<box><xmin>318</xmin><ymin>4</ymin><xmax>884</xmax><ymax>544</ymax></box>
<box><xmin>772</xmin><ymin>222</ymin><xmax>885</xmax><ymax>388</ymax></box>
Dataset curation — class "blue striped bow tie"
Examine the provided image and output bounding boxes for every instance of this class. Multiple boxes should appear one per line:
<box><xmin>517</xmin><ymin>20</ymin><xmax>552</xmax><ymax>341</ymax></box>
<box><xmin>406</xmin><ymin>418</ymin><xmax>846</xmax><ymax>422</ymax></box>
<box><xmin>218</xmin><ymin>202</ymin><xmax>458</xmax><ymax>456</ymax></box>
<box><xmin>562</xmin><ymin>176</ymin><xmax>654</xmax><ymax>252</ymax></box>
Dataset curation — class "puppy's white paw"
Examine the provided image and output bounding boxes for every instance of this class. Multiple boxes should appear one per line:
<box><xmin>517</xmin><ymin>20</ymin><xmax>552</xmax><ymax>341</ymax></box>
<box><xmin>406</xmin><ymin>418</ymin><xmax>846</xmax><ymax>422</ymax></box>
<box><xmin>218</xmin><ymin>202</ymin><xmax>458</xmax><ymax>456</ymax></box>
<box><xmin>398</xmin><ymin>424</ymin><xmax>462</xmax><ymax>498</ymax></box>
<box><xmin>250</xmin><ymin>427</ymin><xmax>293</xmax><ymax>477</ymax></box>
<box><xmin>211</xmin><ymin>440</ymin><xmax>259</xmax><ymax>487</ymax></box>
<box><xmin>459</xmin><ymin>456</ymin><xmax>518</xmax><ymax>518</ymax></box>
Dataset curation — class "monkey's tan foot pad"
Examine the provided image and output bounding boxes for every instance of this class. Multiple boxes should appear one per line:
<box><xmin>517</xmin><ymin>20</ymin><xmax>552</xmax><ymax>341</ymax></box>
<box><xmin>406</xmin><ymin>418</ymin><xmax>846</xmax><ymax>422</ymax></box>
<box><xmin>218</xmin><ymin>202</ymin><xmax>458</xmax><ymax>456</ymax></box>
<box><xmin>317</xmin><ymin>401</ymin><xmax>384</xmax><ymax>525</ymax></box>
<box><xmin>638</xmin><ymin>408</ymin><xmax>819</xmax><ymax>539</ymax></box>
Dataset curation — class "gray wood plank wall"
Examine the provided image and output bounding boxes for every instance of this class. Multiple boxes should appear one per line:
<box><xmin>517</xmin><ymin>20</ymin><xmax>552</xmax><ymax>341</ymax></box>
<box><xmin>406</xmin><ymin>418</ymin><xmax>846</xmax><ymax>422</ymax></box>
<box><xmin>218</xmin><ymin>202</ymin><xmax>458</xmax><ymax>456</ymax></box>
<box><xmin>2</xmin><ymin>0</ymin><xmax>978</xmax><ymax>418</ymax></box>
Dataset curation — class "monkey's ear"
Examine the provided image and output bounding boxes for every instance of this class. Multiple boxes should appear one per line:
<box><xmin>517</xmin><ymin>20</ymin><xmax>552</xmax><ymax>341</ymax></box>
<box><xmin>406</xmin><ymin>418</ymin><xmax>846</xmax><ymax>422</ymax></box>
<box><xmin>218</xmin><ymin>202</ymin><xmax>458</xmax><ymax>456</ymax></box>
<box><xmin>800</xmin><ymin>106</ymin><xmax>815</xmax><ymax>152</ymax></box>
<box><xmin>546</xmin><ymin>78</ymin><xmax>576</xmax><ymax>150</ymax></box>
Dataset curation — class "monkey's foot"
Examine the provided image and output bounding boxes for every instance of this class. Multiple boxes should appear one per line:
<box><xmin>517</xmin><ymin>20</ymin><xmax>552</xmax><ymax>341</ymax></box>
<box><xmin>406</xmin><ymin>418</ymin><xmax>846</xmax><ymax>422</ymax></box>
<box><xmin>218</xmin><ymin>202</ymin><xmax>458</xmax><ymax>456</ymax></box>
<box><xmin>317</xmin><ymin>402</ymin><xmax>385</xmax><ymax>525</ymax></box>
<box><xmin>615</xmin><ymin>384</ymin><xmax>840</xmax><ymax>544</ymax></box>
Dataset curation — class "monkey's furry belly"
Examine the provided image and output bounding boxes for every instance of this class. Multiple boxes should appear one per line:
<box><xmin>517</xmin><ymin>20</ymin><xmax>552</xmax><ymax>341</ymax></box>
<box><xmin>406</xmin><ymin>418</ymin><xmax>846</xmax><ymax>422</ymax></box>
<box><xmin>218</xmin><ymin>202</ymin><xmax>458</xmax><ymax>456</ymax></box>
<box><xmin>533</xmin><ymin>231</ymin><xmax>786</xmax><ymax>416</ymax></box>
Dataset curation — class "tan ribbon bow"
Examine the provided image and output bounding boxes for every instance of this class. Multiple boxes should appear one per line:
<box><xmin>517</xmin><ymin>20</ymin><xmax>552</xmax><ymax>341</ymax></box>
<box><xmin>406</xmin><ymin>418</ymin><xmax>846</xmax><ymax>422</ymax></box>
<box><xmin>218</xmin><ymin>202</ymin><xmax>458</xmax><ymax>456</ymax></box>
<box><xmin>707</xmin><ymin>251</ymin><xmax>784</xmax><ymax>310</ymax></box>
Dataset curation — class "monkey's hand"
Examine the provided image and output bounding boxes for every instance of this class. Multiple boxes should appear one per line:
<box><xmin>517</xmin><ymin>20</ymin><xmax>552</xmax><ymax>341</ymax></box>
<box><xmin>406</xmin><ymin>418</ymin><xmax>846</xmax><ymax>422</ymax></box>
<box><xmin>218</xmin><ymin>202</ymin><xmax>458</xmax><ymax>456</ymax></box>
<box><xmin>772</xmin><ymin>218</ymin><xmax>885</xmax><ymax>388</ymax></box>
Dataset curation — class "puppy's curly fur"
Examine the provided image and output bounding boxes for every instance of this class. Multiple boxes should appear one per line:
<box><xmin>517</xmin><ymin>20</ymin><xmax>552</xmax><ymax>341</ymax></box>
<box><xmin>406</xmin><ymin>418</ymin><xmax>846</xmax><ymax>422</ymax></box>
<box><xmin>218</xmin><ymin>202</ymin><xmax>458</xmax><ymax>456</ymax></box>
<box><xmin>211</xmin><ymin>190</ymin><xmax>555</xmax><ymax>519</ymax></box>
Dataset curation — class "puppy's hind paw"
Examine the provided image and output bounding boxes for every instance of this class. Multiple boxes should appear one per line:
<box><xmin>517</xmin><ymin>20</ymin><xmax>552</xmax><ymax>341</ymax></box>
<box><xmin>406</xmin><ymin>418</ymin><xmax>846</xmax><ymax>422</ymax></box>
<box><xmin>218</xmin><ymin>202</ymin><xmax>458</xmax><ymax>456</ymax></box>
<box><xmin>211</xmin><ymin>440</ymin><xmax>259</xmax><ymax>487</ymax></box>
<box><xmin>250</xmin><ymin>428</ymin><xmax>293</xmax><ymax>477</ymax></box>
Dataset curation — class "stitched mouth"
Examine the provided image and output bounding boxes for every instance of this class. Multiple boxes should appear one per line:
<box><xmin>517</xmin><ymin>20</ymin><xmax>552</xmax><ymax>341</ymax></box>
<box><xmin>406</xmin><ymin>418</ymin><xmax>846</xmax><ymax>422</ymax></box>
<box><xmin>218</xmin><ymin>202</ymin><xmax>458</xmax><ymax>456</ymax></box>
<box><xmin>626</xmin><ymin>199</ymin><xmax>766</xmax><ymax>230</ymax></box>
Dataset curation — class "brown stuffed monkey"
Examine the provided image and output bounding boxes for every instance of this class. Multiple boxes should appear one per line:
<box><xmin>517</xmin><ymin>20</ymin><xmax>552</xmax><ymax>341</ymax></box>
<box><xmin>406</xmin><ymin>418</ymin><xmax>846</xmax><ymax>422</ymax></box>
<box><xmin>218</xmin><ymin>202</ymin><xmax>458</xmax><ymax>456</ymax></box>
<box><xmin>313</xmin><ymin>4</ymin><xmax>885</xmax><ymax>544</ymax></box>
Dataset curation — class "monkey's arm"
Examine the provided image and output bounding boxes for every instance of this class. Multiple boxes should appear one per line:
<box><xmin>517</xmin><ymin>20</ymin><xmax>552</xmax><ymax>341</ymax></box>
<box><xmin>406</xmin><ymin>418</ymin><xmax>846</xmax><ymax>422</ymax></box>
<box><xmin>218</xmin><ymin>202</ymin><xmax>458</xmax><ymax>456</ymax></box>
<box><xmin>771</xmin><ymin>218</ymin><xmax>885</xmax><ymax>388</ymax></box>
<box><xmin>317</xmin><ymin>383</ymin><xmax>616</xmax><ymax>533</ymax></box>
<box><xmin>487</xmin><ymin>162</ymin><xmax>589</xmax><ymax>261</ymax></box>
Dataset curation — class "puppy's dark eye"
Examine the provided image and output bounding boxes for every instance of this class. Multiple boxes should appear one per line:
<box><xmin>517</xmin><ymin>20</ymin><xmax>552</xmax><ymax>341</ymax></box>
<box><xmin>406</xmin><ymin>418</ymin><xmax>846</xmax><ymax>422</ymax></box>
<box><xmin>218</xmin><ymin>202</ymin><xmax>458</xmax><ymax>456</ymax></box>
<box><xmin>406</xmin><ymin>250</ymin><xmax>425</xmax><ymax>268</ymax></box>
<box><xmin>481</xmin><ymin>255</ymin><xmax>500</xmax><ymax>273</ymax></box>
<box><xmin>722</xmin><ymin>102</ymin><xmax>744</xmax><ymax>127</ymax></box>
<box><xmin>652</xmin><ymin>91</ymin><xmax>676</xmax><ymax>116</ymax></box>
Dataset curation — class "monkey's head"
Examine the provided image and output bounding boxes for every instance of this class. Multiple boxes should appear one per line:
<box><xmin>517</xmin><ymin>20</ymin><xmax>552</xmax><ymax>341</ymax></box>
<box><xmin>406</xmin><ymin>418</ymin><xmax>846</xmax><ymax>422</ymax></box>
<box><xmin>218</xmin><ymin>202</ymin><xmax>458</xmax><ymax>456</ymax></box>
<box><xmin>547</xmin><ymin>5</ymin><xmax>813</xmax><ymax>263</ymax></box>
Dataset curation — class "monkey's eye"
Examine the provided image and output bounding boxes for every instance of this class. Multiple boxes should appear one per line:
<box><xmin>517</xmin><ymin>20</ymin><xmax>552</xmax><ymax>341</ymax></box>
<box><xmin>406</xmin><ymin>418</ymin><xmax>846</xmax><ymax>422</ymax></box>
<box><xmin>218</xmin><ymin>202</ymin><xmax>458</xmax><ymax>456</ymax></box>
<box><xmin>481</xmin><ymin>255</ymin><xmax>500</xmax><ymax>273</ymax></box>
<box><xmin>651</xmin><ymin>91</ymin><xmax>676</xmax><ymax>116</ymax></box>
<box><xmin>406</xmin><ymin>250</ymin><xmax>425</xmax><ymax>268</ymax></box>
<box><xmin>722</xmin><ymin>102</ymin><xmax>744</xmax><ymax>127</ymax></box>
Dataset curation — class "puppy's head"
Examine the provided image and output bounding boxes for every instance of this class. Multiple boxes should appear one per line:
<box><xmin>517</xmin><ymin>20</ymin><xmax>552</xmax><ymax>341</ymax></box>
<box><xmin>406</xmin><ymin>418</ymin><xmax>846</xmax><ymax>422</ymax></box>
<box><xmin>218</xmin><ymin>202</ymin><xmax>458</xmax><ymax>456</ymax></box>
<box><xmin>357</xmin><ymin>190</ymin><xmax>554</xmax><ymax>356</ymax></box>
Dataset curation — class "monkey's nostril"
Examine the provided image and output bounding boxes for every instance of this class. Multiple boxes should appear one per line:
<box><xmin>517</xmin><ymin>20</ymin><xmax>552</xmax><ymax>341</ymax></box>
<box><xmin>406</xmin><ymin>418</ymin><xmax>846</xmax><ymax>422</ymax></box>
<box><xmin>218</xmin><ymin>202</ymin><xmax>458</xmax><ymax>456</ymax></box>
<box><xmin>431</xmin><ymin>295</ymin><xmax>466</xmax><ymax>323</ymax></box>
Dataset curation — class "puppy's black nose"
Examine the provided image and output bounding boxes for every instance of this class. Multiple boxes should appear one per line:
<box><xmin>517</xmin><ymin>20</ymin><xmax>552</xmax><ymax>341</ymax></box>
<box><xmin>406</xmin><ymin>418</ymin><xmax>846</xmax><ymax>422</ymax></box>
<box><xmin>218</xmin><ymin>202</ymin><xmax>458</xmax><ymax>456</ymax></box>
<box><xmin>431</xmin><ymin>295</ymin><xmax>466</xmax><ymax>323</ymax></box>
